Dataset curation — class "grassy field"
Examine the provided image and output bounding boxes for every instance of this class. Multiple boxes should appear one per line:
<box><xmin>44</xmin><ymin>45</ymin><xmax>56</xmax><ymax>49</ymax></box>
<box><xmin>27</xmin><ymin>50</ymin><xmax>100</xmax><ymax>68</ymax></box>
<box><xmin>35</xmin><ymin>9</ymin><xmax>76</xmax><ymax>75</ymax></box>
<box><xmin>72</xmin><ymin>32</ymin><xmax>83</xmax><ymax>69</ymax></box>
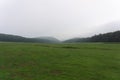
<box><xmin>0</xmin><ymin>42</ymin><xmax>120</xmax><ymax>80</ymax></box>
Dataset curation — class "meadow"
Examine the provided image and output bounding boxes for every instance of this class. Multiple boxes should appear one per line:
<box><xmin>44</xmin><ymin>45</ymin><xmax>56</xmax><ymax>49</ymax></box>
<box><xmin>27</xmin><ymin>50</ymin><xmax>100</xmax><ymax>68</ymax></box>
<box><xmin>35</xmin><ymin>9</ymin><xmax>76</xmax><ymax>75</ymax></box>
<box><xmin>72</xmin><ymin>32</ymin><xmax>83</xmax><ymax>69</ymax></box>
<box><xmin>0</xmin><ymin>42</ymin><xmax>120</xmax><ymax>80</ymax></box>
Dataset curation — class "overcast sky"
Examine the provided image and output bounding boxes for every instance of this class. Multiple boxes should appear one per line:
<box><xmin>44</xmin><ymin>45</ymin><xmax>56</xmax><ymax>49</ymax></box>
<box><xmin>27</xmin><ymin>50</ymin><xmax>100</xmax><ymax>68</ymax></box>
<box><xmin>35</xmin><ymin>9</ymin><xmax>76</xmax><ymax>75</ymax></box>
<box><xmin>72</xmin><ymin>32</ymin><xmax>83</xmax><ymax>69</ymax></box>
<box><xmin>0</xmin><ymin>0</ymin><xmax>120</xmax><ymax>40</ymax></box>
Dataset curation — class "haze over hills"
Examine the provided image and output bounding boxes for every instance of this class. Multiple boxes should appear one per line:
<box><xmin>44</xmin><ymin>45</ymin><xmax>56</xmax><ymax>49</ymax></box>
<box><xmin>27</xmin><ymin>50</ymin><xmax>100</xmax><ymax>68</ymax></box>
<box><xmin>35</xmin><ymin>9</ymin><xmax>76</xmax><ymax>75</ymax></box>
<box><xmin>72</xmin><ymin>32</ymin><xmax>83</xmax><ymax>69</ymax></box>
<box><xmin>1</xmin><ymin>21</ymin><xmax>120</xmax><ymax>43</ymax></box>
<box><xmin>63</xmin><ymin>21</ymin><xmax>120</xmax><ymax>42</ymax></box>
<box><xmin>91</xmin><ymin>21</ymin><xmax>120</xmax><ymax>36</ymax></box>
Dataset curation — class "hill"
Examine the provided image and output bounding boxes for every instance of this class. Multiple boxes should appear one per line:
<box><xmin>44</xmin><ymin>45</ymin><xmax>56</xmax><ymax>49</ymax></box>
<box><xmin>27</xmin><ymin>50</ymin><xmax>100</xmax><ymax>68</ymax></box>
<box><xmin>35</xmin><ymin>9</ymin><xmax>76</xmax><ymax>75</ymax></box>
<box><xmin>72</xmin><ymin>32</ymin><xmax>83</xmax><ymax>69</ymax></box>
<box><xmin>64</xmin><ymin>30</ymin><xmax>120</xmax><ymax>43</ymax></box>
<box><xmin>33</xmin><ymin>37</ymin><xmax>60</xmax><ymax>43</ymax></box>
<box><xmin>0</xmin><ymin>33</ymin><xmax>60</xmax><ymax>43</ymax></box>
<box><xmin>63</xmin><ymin>38</ymin><xmax>90</xmax><ymax>43</ymax></box>
<box><xmin>0</xmin><ymin>33</ymin><xmax>29</xmax><ymax>42</ymax></box>
<box><xmin>90</xmin><ymin>31</ymin><xmax>120</xmax><ymax>42</ymax></box>
<box><xmin>1</xmin><ymin>30</ymin><xmax>120</xmax><ymax>43</ymax></box>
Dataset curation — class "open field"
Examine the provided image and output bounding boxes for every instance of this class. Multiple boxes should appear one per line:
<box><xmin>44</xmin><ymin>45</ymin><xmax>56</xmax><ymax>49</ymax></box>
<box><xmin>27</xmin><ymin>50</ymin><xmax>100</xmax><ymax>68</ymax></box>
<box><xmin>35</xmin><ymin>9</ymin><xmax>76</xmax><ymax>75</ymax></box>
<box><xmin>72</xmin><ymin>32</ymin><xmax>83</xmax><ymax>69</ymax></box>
<box><xmin>0</xmin><ymin>42</ymin><xmax>120</xmax><ymax>80</ymax></box>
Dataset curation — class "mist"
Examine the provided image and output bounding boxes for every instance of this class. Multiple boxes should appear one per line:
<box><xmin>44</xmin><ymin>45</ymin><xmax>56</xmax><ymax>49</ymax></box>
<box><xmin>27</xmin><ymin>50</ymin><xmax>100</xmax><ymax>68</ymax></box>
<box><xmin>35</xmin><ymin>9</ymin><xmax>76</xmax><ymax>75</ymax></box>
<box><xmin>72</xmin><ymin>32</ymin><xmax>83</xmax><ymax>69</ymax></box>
<box><xmin>0</xmin><ymin>0</ymin><xmax>120</xmax><ymax>40</ymax></box>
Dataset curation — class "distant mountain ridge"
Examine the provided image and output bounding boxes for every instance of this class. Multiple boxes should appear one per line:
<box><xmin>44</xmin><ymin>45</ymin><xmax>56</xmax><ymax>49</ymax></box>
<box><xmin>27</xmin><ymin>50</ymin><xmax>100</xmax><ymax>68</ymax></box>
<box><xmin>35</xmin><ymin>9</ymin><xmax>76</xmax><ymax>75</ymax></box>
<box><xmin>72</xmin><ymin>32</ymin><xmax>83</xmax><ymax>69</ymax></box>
<box><xmin>64</xmin><ymin>30</ymin><xmax>120</xmax><ymax>43</ymax></box>
<box><xmin>1</xmin><ymin>30</ymin><xmax>120</xmax><ymax>43</ymax></box>
<box><xmin>0</xmin><ymin>33</ymin><xmax>60</xmax><ymax>43</ymax></box>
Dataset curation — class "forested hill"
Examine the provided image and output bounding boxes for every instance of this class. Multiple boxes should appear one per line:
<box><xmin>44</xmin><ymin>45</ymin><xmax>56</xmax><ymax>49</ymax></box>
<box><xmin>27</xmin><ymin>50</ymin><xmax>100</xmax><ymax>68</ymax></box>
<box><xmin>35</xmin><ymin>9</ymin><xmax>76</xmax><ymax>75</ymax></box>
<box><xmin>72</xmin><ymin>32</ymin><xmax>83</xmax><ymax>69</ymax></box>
<box><xmin>0</xmin><ymin>33</ymin><xmax>60</xmax><ymax>43</ymax></box>
<box><xmin>90</xmin><ymin>31</ymin><xmax>120</xmax><ymax>42</ymax></box>
<box><xmin>64</xmin><ymin>31</ymin><xmax>120</xmax><ymax>43</ymax></box>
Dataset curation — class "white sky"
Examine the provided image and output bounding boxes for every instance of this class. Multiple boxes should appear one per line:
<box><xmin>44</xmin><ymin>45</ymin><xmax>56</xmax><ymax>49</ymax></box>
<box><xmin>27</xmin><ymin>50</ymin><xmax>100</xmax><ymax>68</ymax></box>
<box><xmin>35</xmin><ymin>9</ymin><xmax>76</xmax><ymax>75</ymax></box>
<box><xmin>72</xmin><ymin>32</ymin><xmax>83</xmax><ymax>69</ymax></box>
<box><xmin>0</xmin><ymin>0</ymin><xmax>120</xmax><ymax>40</ymax></box>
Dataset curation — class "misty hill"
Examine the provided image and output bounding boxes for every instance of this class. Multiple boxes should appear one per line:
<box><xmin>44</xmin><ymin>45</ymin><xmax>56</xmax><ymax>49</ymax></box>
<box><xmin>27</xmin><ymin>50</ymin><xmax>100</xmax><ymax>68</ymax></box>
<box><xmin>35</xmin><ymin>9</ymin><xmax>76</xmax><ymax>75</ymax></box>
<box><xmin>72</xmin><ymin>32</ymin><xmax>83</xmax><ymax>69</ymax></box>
<box><xmin>0</xmin><ymin>33</ymin><xmax>29</xmax><ymax>42</ymax></box>
<box><xmin>32</xmin><ymin>37</ymin><xmax>60</xmax><ymax>43</ymax></box>
<box><xmin>0</xmin><ymin>33</ymin><xmax>60</xmax><ymax>43</ymax></box>
<box><xmin>64</xmin><ymin>30</ymin><xmax>120</xmax><ymax>43</ymax></box>
<box><xmin>1</xmin><ymin>30</ymin><xmax>120</xmax><ymax>43</ymax></box>
<box><xmin>63</xmin><ymin>38</ymin><xmax>90</xmax><ymax>43</ymax></box>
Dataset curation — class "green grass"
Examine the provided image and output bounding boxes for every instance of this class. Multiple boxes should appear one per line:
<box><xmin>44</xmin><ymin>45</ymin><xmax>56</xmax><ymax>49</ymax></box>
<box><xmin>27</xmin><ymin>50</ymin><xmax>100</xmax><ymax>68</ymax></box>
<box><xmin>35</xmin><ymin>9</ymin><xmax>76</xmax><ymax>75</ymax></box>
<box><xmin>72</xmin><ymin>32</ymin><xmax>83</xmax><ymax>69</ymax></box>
<box><xmin>0</xmin><ymin>42</ymin><xmax>120</xmax><ymax>80</ymax></box>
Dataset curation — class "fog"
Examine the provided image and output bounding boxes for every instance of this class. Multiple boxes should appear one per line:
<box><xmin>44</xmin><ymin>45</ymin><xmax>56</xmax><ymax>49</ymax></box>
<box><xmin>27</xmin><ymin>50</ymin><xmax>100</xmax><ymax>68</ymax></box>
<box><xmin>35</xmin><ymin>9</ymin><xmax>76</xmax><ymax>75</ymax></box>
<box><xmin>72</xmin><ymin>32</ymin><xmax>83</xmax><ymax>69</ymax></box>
<box><xmin>0</xmin><ymin>0</ymin><xmax>120</xmax><ymax>40</ymax></box>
